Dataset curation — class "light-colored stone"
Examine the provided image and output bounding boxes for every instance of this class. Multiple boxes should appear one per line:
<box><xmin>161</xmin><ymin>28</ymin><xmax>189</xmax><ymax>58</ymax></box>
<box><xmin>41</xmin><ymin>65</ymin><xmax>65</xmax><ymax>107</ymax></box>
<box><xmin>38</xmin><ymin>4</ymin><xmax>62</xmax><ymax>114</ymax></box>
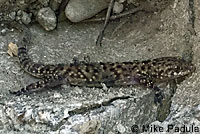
<box><xmin>113</xmin><ymin>1</ymin><xmax>124</xmax><ymax>14</ymax></box>
<box><xmin>21</xmin><ymin>11</ymin><xmax>31</xmax><ymax>24</ymax></box>
<box><xmin>8</xmin><ymin>12</ymin><xmax>16</xmax><ymax>20</ymax></box>
<box><xmin>65</xmin><ymin>0</ymin><xmax>109</xmax><ymax>22</ymax></box>
<box><xmin>37</xmin><ymin>7</ymin><xmax>57</xmax><ymax>31</ymax></box>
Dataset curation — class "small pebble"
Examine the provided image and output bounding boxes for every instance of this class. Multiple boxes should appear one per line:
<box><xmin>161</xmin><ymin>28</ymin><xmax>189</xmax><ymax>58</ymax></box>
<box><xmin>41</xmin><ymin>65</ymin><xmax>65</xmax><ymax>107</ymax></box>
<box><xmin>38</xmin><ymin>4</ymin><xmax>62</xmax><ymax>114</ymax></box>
<box><xmin>65</xmin><ymin>0</ymin><xmax>109</xmax><ymax>22</ymax></box>
<box><xmin>37</xmin><ymin>7</ymin><xmax>57</xmax><ymax>31</ymax></box>
<box><xmin>119</xmin><ymin>0</ymin><xmax>126</xmax><ymax>3</ymax></box>
<box><xmin>21</xmin><ymin>11</ymin><xmax>31</xmax><ymax>24</ymax></box>
<box><xmin>9</xmin><ymin>12</ymin><xmax>16</xmax><ymax>20</ymax></box>
<box><xmin>113</xmin><ymin>1</ymin><xmax>124</xmax><ymax>14</ymax></box>
<box><xmin>17</xmin><ymin>10</ymin><xmax>22</xmax><ymax>16</ymax></box>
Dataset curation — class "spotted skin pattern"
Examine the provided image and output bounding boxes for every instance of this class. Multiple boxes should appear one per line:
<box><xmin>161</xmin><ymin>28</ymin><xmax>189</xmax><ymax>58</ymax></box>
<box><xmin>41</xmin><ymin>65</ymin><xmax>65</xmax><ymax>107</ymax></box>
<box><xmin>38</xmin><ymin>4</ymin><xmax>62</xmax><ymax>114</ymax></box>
<box><xmin>7</xmin><ymin>22</ymin><xmax>196</xmax><ymax>104</ymax></box>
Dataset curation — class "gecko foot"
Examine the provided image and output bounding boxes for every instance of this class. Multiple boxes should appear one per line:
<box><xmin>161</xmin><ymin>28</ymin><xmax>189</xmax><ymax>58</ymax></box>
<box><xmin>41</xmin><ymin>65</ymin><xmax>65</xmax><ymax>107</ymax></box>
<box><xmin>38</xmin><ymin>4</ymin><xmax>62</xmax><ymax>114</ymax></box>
<box><xmin>9</xmin><ymin>88</ymin><xmax>28</xmax><ymax>96</ymax></box>
<box><xmin>154</xmin><ymin>89</ymin><xmax>164</xmax><ymax>106</ymax></box>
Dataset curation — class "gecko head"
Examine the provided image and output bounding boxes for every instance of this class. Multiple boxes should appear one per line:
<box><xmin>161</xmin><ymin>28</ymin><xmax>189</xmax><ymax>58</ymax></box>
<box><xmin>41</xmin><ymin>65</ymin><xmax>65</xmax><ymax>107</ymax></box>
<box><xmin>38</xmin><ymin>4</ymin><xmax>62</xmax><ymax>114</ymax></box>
<box><xmin>173</xmin><ymin>59</ymin><xmax>196</xmax><ymax>78</ymax></box>
<box><xmin>161</xmin><ymin>57</ymin><xmax>196</xmax><ymax>80</ymax></box>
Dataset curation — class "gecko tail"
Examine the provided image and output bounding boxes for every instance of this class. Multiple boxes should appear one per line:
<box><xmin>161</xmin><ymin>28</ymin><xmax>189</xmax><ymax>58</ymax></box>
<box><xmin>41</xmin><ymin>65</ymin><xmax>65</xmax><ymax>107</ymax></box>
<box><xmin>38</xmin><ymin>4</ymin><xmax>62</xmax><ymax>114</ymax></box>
<box><xmin>10</xmin><ymin>76</ymin><xmax>66</xmax><ymax>96</ymax></box>
<box><xmin>2</xmin><ymin>21</ymin><xmax>45</xmax><ymax>78</ymax></box>
<box><xmin>9</xmin><ymin>79</ymin><xmax>48</xmax><ymax>96</ymax></box>
<box><xmin>13</xmin><ymin>22</ymin><xmax>53</xmax><ymax>78</ymax></box>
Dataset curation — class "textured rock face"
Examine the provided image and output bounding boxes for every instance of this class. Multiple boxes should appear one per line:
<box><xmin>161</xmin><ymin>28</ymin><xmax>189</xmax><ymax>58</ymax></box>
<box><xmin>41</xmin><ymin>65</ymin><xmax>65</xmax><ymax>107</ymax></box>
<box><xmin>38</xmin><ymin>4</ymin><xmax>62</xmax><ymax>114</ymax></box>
<box><xmin>0</xmin><ymin>0</ymin><xmax>199</xmax><ymax>133</ymax></box>
<box><xmin>65</xmin><ymin>0</ymin><xmax>109</xmax><ymax>22</ymax></box>
<box><xmin>0</xmin><ymin>87</ymin><xmax>158</xmax><ymax>133</ymax></box>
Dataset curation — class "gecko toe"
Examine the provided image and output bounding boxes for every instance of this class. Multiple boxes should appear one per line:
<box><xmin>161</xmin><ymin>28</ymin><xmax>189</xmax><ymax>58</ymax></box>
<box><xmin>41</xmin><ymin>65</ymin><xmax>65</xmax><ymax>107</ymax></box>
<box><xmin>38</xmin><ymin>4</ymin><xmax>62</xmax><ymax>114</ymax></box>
<box><xmin>154</xmin><ymin>91</ymin><xmax>164</xmax><ymax>106</ymax></box>
<box><xmin>9</xmin><ymin>90</ymin><xmax>22</xmax><ymax>96</ymax></box>
<box><xmin>9</xmin><ymin>88</ymin><xmax>28</xmax><ymax>96</ymax></box>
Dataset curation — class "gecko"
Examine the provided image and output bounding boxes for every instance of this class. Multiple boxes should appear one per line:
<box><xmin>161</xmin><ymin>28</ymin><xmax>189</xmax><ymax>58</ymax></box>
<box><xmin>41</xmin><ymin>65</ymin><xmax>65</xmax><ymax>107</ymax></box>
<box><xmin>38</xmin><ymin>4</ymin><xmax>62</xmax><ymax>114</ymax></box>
<box><xmin>5</xmin><ymin>21</ymin><xmax>196</xmax><ymax>104</ymax></box>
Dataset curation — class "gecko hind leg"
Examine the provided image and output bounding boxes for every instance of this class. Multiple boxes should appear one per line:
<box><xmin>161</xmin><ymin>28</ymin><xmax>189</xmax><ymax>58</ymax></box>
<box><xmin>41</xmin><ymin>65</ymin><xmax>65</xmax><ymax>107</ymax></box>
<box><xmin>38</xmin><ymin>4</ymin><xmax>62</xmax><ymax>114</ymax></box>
<box><xmin>10</xmin><ymin>76</ymin><xmax>66</xmax><ymax>96</ymax></box>
<box><xmin>125</xmin><ymin>76</ymin><xmax>164</xmax><ymax>105</ymax></box>
<box><xmin>152</xmin><ymin>86</ymin><xmax>164</xmax><ymax>106</ymax></box>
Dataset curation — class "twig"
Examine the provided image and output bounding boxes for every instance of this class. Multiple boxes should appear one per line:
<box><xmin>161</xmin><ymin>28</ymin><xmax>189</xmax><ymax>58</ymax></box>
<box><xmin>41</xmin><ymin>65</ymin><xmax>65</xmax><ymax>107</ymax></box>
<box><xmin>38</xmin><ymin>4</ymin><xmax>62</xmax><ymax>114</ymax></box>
<box><xmin>111</xmin><ymin>18</ymin><xmax>129</xmax><ymax>37</ymax></box>
<box><xmin>96</xmin><ymin>0</ymin><xmax>115</xmax><ymax>46</ymax></box>
<box><xmin>58</xmin><ymin>0</ymin><xmax>70</xmax><ymax>15</ymax></box>
<box><xmin>84</xmin><ymin>6</ymin><xmax>144</xmax><ymax>22</ymax></box>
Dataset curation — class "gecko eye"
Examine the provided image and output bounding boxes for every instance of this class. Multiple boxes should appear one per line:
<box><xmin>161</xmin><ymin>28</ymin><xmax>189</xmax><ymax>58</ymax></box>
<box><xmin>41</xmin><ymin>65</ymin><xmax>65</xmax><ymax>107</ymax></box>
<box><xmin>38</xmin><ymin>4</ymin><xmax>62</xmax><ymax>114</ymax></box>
<box><xmin>152</xmin><ymin>62</ymin><xmax>156</xmax><ymax>66</ymax></box>
<box><xmin>85</xmin><ymin>68</ymin><xmax>90</xmax><ymax>72</ymax></box>
<box><xmin>110</xmin><ymin>68</ymin><xmax>115</xmax><ymax>71</ymax></box>
<box><xmin>93</xmin><ymin>69</ymin><xmax>99</xmax><ymax>73</ymax></box>
<box><xmin>110</xmin><ymin>63</ymin><xmax>115</xmax><ymax>66</ymax></box>
<box><xmin>103</xmin><ymin>66</ymin><xmax>107</xmax><ymax>70</ymax></box>
<box><xmin>67</xmin><ymin>68</ymin><xmax>72</xmax><ymax>72</ymax></box>
<box><xmin>59</xmin><ymin>66</ymin><xmax>64</xmax><ymax>70</ymax></box>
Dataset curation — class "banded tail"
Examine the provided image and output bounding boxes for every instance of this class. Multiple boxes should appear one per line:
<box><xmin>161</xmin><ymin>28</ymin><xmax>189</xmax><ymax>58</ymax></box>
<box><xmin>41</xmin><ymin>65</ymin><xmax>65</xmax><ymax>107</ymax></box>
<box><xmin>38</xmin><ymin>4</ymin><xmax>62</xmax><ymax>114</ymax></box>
<box><xmin>9</xmin><ymin>21</ymin><xmax>58</xmax><ymax>79</ymax></box>
<box><xmin>6</xmin><ymin>21</ymin><xmax>65</xmax><ymax>95</ymax></box>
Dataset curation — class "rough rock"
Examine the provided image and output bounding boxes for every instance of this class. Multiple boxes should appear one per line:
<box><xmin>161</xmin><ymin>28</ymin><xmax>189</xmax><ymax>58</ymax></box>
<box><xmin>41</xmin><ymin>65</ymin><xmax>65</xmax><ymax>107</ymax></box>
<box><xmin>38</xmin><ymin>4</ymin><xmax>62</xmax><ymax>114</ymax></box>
<box><xmin>0</xmin><ymin>87</ymin><xmax>158</xmax><ymax>133</ymax></box>
<box><xmin>0</xmin><ymin>0</ymin><xmax>7</xmax><ymax>5</ymax></box>
<box><xmin>37</xmin><ymin>7</ymin><xmax>57</xmax><ymax>31</ymax></box>
<box><xmin>0</xmin><ymin>0</ymin><xmax>199</xmax><ymax>133</ymax></box>
<box><xmin>8</xmin><ymin>12</ymin><xmax>16</xmax><ymax>20</ymax></box>
<box><xmin>38</xmin><ymin>0</ymin><xmax>49</xmax><ymax>6</ymax></box>
<box><xmin>127</xmin><ymin>0</ymin><xmax>140</xmax><ymax>7</ymax></box>
<box><xmin>65</xmin><ymin>0</ymin><xmax>109</xmax><ymax>22</ymax></box>
<box><xmin>148</xmin><ymin>104</ymin><xmax>200</xmax><ymax>134</ymax></box>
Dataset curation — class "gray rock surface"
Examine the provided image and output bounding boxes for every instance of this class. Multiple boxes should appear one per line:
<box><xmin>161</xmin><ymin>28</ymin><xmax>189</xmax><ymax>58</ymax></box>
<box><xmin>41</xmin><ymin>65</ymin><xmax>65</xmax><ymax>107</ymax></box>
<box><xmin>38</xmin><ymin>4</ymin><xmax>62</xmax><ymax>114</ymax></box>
<box><xmin>147</xmin><ymin>104</ymin><xmax>200</xmax><ymax>134</ymax></box>
<box><xmin>0</xmin><ymin>0</ymin><xmax>199</xmax><ymax>133</ymax></box>
<box><xmin>38</xmin><ymin>0</ymin><xmax>49</xmax><ymax>6</ymax></box>
<box><xmin>65</xmin><ymin>0</ymin><xmax>109</xmax><ymax>22</ymax></box>
<box><xmin>49</xmin><ymin>0</ymin><xmax>62</xmax><ymax>11</ymax></box>
<box><xmin>37</xmin><ymin>7</ymin><xmax>57</xmax><ymax>31</ymax></box>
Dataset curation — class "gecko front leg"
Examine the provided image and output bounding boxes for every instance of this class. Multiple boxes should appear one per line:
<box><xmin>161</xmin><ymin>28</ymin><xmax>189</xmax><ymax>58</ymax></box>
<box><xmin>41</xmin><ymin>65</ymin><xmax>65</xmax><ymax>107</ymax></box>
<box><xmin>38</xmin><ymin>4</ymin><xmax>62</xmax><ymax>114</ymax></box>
<box><xmin>122</xmin><ymin>75</ymin><xmax>164</xmax><ymax>105</ymax></box>
<box><xmin>141</xmin><ymin>78</ymin><xmax>164</xmax><ymax>105</ymax></box>
<box><xmin>137</xmin><ymin>77</ymin><xmax>164</xmax><ymax>105</ymax></box>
